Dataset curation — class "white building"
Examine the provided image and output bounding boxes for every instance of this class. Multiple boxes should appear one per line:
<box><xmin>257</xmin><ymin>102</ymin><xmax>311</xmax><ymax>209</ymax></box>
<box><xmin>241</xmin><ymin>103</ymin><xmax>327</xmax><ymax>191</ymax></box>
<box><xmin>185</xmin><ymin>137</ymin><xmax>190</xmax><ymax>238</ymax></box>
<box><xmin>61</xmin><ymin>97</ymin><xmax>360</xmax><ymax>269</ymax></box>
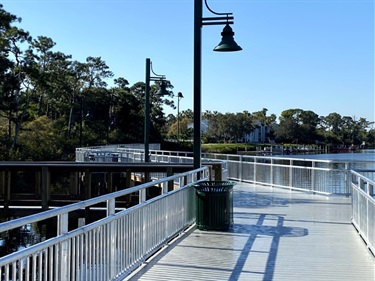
<box><xmin>242</xmin><ymin>120</ymin><xmax>277</xmax><ymax>143</ymax></box>
<box><xmin>187</xmin><ymin>119</ymin><xmax>209</xmax><ymax>132</ymax></box>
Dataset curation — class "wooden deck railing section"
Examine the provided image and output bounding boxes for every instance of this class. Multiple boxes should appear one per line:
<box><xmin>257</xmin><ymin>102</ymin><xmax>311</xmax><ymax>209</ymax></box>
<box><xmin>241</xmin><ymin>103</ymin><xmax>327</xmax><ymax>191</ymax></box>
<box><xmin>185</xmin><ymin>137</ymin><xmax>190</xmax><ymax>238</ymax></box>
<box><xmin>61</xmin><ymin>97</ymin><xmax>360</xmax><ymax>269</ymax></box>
<box><xmin>0</xmin><ymin>161</ymin><xmax>223</xmax><ymax>215</ymax></box>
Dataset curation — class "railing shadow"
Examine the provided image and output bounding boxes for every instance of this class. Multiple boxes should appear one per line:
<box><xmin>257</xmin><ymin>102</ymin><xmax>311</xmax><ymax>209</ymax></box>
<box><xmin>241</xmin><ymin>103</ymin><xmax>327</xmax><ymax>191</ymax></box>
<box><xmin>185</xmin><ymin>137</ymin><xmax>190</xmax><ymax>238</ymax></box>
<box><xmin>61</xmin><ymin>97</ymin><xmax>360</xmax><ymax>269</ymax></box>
<box><xmin>234</xmin><ymin>189</ymin><xmax>351</xmax><ymax>209</ymax></box>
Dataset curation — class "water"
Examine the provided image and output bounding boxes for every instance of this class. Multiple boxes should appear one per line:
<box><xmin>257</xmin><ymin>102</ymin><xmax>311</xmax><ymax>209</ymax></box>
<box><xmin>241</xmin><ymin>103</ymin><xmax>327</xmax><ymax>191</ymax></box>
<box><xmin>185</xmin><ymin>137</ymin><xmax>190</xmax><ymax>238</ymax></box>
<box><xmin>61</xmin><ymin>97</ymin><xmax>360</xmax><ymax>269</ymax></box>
<box><xmin>281</xmin><ymin>150</ymin><xmax>375</xmax><ymax>186</ymax></box>
<box><xmin>0</xmin><ymin>222</ymin><xmax>49</xmax><ymax>258</ymax></box>
<box><xmin>280</xmin><ymin>149</ymin><xmax>375</xmax><ymax>169</ymax></box>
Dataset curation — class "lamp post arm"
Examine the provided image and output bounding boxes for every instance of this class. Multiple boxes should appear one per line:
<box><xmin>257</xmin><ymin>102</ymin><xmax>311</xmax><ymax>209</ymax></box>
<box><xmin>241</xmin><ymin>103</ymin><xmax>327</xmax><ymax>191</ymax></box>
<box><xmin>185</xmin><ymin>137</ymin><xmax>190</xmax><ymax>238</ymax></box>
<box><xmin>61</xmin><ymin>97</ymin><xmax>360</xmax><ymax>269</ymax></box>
<box><xmin>150</xmin><ymin>62</ymin><xmax>166</xmax><ymax>79</ymax></box>
<box><xmin>202</xmin><ymin>20</ymin><xmax>234</xmax><ymax>26</ymax></box>
<box><xmin>204</xmin><ymin>0</ymin><xmax>232</xmax><ymax>16</ymax></box>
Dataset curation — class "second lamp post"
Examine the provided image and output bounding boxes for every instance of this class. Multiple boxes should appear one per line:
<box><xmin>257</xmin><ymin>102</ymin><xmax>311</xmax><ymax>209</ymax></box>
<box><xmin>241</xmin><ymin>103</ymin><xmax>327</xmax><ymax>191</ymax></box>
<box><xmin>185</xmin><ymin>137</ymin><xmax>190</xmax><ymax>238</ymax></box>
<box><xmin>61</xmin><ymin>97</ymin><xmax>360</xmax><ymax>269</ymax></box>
<box><xmin>144</xmin><ymin>58</ymin><xmax>169</xmax><ymax>162</ymax></box>
<box><xmin>177</xmin><ymin>92</ymin><xmax>184</xmax><ymax>141</ymax></box>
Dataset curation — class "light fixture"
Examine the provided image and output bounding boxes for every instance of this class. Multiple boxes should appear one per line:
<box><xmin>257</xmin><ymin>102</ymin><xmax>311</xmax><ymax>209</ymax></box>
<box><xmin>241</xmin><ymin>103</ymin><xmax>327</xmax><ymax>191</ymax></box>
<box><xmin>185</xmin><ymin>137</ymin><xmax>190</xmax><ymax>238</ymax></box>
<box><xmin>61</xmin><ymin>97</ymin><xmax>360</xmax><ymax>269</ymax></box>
<box><xmin>156</xmin><ymin>80</ymin><xmax>169</xmax><ymax>96</ymax></box>
<box><xmin>214</xmin><ymin>24</ymin><xmax>242</xmax><ymax>52</ymax></box>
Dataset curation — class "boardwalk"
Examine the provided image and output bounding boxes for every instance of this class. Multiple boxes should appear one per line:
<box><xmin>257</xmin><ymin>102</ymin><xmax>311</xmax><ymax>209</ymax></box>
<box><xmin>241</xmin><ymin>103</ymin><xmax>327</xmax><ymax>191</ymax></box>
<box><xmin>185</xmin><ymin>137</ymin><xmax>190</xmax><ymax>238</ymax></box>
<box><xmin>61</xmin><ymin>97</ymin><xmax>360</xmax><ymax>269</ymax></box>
<box><xmin>126</xmin><ymin>182</ymin><xmax>375</xmax><ymax>281</ymax></box>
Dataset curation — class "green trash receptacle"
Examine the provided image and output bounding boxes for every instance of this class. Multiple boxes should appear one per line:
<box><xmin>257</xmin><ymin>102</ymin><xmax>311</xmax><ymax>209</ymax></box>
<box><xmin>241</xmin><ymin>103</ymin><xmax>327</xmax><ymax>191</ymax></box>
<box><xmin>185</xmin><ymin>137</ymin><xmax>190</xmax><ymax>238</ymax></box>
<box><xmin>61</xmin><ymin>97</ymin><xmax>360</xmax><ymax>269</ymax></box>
<box><xmin>194</xmin><ymin>181</ymin><xmax>236</xmax><ymax>231</ymax></box>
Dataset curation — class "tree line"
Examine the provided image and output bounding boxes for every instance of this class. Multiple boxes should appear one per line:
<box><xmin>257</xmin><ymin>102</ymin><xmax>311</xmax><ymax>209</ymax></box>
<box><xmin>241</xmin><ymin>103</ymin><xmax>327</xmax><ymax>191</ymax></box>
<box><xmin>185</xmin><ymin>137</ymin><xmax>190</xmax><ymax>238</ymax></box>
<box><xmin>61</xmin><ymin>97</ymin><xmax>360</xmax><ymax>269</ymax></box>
<box><xmin>1</xmin><ymin>5</ymin><xmax>374</xmax><ymax>161</ymax></box>
<box><xmin>1</xmin><ymin>5</ymin><xmax>177</xmax><ymax>160</ymax></box>
<box><xmin>167</xmin><ymin>108</ymin><xmax>374</xmax><ymax>147</ymax></box>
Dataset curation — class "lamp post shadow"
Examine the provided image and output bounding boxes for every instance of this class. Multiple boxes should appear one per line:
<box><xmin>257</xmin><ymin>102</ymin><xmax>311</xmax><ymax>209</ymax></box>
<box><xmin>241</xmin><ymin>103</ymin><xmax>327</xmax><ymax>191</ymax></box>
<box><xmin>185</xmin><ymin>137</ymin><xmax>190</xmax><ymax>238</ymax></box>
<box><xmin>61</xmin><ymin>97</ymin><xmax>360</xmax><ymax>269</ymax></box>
<box><xmin>228</xmin><ymin>214</ymin><xmax>309</xmax><ymax>281</ymax></box>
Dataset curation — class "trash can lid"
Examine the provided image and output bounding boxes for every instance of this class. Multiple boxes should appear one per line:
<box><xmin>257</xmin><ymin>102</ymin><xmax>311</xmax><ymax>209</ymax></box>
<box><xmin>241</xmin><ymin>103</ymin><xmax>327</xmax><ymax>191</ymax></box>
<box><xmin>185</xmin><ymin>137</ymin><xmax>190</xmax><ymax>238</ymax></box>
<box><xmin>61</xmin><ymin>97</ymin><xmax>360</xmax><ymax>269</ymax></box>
<box><xmin>194</xmin><ymin>181</ymin><xmax>236</xmax><ymax>192</ymax></box>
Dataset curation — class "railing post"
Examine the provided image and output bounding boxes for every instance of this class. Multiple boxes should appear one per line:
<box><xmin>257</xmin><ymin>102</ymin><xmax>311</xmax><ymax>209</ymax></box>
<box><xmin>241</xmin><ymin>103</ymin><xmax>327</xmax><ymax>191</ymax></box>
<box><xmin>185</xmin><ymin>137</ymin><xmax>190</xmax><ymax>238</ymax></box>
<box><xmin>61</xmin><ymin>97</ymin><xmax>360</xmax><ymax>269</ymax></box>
<box><xmin>311</xmin><ymin>161</ymin><xmax>316</xmax><ymax>192</ymax></box>
<box><xmin>254</xmin><ymin>157</ymin><xmax>257</xmax><ymax>183</ymax></box>
<box><xmin>366</xmin><ymin>183</ymin><xmax>369</xmax><ymax>246</ymax></box>
<box><xmin>289</xmin><ymin>160</ymin><xmax>293</xmax><ymax>188</ymax></box>
<box><xmin>162</xmin><ymin>181</ymin><xmax>168</xmax><ymax>194</ymax></box>
<box><xmin>58</xmin><ymin>213</ymin><xmax>69</xmax><ymax>280</ymax></box>
<box><xmin>107</xmin><ymin>198</ymin><xmax>116</xmax><ymax>278</ymax></box>
<box><xmin>192</xmin><ymin>172</ymin><xmax>197</xmax><ymax>183</ymax></box>
<box><xmin>139</xmin><ymin>188</ymin><xmax>146</xmax><ymax>203</ymax></box>
<box><xmin>107</xmin><ymin>198</ymin><xmax>116</xmax><ymax>216</ymax></box>
<box><xmin>239</xmin><ymin>155</ymin><xmax>243</xmax><ymax>181</ymax></box>
<box><xmin>345</xmin><ymin>163</ymin><xmax>350</xmax><ymax>196</ymax></box>
<box><xmin>58</xmin><ymin>213</ymin><xmax>69</xmax><ymax>235</ymax></box>
<box><xmin>270</xmin><ymin>158</ymin><xmax>274</xmax><ymax>187</ymax></box>
<box><xmin>369</xmin><ymin>182</ymin><xmax>374</xmax><ymax>197</ymax></box>
<box><xmin>359</xmin><ymin>177</ymin><xmax>365</xmax><ymax>191</ymax></box>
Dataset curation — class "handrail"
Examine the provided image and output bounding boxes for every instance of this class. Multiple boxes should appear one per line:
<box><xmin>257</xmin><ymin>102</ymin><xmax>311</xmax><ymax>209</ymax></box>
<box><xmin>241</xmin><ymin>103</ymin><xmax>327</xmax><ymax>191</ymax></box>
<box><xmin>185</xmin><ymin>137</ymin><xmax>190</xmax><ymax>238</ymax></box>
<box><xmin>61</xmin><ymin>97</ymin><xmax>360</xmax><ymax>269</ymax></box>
<box><xmin>0</xmin><ymin>166</ymin><xmax>208</xmax><ymax>234</ymax></box>
<box><xmin>1</xmin><ymin>147</ymin><xmax>373</xmax><ymax>279</ymax></box>
<box><xmin>0</xmin><ymin>161</ymin><xmax>215</xmax><ymax>212</ymax></box>
<box><xmin>76</xmin><ymin>146</ymin><xmax>375</xmax><ymax>164</ymax></box>
<box><xmin>350</xmin><ymin>169</ymin><xmax>375</xmax><ymax>256</ymax></box>
<box><xmin>76</xmin><ymin>147</ymin><xmax>374</xmax><ymax>195</ymax></box>
<box><xmin>0</xmin><ymin>166</ymin><xmax>209</xmax><ymax>280</ymax></box>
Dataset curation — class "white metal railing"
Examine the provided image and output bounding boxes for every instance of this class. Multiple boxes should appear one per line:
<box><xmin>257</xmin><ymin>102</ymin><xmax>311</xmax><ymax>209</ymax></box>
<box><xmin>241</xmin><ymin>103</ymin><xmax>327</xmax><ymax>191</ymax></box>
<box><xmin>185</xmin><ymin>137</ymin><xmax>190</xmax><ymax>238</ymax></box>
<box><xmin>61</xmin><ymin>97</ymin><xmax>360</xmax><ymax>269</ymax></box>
<box><xmin>76</xmin><ymin>147</ymin><xmax>193</xmax><ymax>163</ymax></box>
<box><xmin>0</xmin><ymin>167</ymin><xmax>209</xmax><ymax>281</ymax></box>
<box><xmin>76</xmin><ymin>147</ymin><xmax>374</xmax><ymax>195</ymax></box>
<box><xmin>224</xmin><ymin>156</ymin><xmax>350</xmax><ymax>194</ymax></box>
<box><xmin>75</xmin><ymin>147</ymin><xmax>375</xmax><ymax>258</ymax></box>
<box><xmin>76</xmin><ymin>147</ymin><xmax>229</xmax><ymax>181</ymax></box>
<box><xmin>350</xmin><ymin>170</ymin><xmax>375</xmax><ymax>256</ymax></box>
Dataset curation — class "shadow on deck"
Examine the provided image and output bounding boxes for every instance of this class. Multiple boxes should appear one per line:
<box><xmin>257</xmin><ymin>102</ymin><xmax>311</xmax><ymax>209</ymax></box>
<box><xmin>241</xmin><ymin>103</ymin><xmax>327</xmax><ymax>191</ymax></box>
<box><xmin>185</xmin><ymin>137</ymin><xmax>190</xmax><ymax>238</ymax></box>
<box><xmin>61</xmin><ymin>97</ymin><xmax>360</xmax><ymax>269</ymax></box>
<box><xmin>126</xmin><ymin>182</ymin><xmax>375</xmax><ymax>281</ymax></box>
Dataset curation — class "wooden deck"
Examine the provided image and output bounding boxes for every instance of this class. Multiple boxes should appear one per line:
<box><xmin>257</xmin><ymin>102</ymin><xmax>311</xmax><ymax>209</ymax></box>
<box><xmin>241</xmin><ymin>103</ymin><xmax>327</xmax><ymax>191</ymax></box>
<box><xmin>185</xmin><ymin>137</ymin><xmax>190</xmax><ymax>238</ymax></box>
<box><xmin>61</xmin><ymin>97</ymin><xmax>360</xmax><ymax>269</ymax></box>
<box><xmin>126</xmin><ymin>182</ymin><xmax>375</xmax><ymax>281</ymax></box>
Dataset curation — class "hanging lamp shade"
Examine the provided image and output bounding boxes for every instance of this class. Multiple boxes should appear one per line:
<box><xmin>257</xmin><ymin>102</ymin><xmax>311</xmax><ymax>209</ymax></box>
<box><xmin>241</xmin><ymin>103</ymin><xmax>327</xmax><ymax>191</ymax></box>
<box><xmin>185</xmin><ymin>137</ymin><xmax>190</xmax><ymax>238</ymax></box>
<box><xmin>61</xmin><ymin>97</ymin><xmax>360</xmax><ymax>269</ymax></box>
<box><xmin>213</xmin><ymin>24</ymin><xmax>242</xmax><ymax>52</ymax></box>
<box><xmin>156</xmin><ymin>80</ymin><xmax>169</xmax><ymax>96</ymax></box>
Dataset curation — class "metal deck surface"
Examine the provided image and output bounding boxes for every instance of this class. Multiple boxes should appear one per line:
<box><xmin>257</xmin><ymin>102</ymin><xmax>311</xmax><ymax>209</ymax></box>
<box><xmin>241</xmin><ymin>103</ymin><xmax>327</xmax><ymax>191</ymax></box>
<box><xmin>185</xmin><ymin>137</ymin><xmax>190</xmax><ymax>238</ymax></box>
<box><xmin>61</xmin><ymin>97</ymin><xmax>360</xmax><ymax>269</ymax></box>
<box><xmin>126</xmin><ymin>182</ymin><xmax>375</xmax><ymax>281</ymax></box>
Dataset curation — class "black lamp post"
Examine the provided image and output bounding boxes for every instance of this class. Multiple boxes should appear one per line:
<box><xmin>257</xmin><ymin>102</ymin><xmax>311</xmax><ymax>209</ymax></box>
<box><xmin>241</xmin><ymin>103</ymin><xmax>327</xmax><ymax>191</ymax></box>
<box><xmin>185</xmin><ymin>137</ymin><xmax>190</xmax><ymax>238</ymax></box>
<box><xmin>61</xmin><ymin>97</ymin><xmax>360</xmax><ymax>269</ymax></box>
<box><xmin>144</xmin><ymin>58</ymin><xmax>169</xmax><ymax>162</ymax></box>
<box><xmin>193</xmin><ymin>0</ymin><xmax>242</xmax><ymax>170</ymax></box>
<box><xmin>177</xmin><ymin>92</ymin><xmax>184</xmax><ymax>141</ymax></box>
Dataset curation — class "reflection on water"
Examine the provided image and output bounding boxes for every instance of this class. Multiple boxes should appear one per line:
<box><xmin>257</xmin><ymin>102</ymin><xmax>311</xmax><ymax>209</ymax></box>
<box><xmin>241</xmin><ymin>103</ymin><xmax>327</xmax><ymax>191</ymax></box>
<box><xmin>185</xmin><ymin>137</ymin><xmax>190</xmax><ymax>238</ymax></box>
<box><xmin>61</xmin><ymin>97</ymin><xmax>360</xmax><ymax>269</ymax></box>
<box><xmin>278</xmin><ymin>150</ymin><xmax>375</xmax><ymax>192</ymax></box>
<box><xmin>285</xmin><ymin>150</ymin><xmax>375</xmax><ymax>160</ymax></box>
<box><xmin>0</xmin><ymin>220</ymin><xmax>54</xmax><ymax>258</ymax></box>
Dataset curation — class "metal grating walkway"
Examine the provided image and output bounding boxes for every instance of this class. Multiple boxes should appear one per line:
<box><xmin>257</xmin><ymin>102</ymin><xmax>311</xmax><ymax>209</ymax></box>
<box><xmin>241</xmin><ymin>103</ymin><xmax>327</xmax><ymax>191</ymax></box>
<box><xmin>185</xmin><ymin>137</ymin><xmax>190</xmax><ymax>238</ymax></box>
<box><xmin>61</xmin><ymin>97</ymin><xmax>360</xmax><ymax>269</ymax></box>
<box><xmin>126</xmin><ymin>182</ymin><xmax>375</xmax><ymax>281</ymax></box>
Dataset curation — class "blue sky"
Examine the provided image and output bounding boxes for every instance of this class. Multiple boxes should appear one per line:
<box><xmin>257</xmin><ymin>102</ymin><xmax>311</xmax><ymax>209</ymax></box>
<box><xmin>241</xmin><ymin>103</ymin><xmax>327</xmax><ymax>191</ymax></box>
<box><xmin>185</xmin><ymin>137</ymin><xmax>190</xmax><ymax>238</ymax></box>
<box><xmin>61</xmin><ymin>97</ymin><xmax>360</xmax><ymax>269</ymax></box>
<box><xmin>2</xmin><ymin>0</ymin><xmax>375</xmax><ymax>123</ymax></box>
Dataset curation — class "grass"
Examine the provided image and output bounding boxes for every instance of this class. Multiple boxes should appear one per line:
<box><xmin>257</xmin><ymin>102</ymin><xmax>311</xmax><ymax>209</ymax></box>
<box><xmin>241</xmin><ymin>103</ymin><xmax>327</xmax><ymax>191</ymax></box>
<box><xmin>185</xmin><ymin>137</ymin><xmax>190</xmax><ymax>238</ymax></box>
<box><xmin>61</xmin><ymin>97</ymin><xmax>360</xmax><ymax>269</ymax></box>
<box><xmin>202</xmin><ymin>143</ymin><xmax>257</xmax><ymax>154</ymax></box>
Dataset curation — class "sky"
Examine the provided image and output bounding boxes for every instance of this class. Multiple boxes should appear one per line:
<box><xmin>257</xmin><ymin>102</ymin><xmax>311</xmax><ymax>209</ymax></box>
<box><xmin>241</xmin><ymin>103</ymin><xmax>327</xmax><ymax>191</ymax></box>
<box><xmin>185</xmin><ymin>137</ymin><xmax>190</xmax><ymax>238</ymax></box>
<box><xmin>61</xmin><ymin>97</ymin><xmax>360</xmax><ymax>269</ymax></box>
<box><xmin>2</xmin><ymin>0</ymin><xmax>375</xmax><ymax>124</ymax></box>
